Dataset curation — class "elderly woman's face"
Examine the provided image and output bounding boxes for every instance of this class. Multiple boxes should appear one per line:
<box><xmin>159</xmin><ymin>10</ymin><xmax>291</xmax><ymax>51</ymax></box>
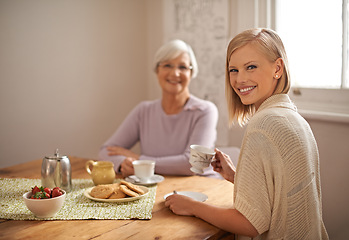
<box><xmin>157</xmin><ymin>52</ymin><xmax>192</xmax><ymax>96</ymax></box>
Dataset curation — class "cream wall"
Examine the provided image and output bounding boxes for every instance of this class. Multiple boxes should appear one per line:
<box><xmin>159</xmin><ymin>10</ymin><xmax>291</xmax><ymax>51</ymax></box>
<box><xmin>0</xmin><ymin>0</ymin><xmax>159</xmax><ymax>167</ymax></box>
<box><xmin>308</xmin><ymin>120</ymin><xmax>349</xmax><ymax>240</ymax></box>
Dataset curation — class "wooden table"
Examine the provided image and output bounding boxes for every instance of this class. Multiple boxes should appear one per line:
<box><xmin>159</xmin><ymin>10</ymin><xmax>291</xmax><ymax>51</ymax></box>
<box><xmin>0</xmin><ymin>156</ymin><xmax>235</xmax><ymax>240</ymax></box>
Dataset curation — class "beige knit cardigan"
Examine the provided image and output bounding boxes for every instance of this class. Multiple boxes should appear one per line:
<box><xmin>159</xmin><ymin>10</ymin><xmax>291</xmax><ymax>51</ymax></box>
<box><xmin>233</xmin><ymin>94</ymin><xmax>329</xmax><ymax>240</ymax></box>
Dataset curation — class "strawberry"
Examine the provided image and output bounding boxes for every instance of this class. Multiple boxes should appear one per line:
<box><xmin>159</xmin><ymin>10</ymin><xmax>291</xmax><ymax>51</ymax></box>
<box><xmin>31</xmin><ymin>186</ymin><xmax>40</xmax><ymax>195</ymax></box>
<box><xmin>52</xmin><ymin>188</ymin><xmax>62</xmax><ymax>198</ymax></box>
<box><xmin>44</xmin><ymin>187</ymin><xmax>51</xmax><ymax>196</ymax></box>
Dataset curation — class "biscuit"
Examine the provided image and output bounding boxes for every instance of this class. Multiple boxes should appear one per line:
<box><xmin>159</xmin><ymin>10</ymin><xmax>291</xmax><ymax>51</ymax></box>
<box><xmin>110</xmin><ymin>183</ymin><xmax>120</xmax><ymax>191</ymax></box>
<box><xmin>119</xmin><ymin>184</ymin><xmax>139</xmax><ymax>197</ymax></box>
<box><xmin>90</xmin><ymin>184</ymin><xmax>114</xmax><ymax>199</ymax></box>
<box><xmin>120</xmin><ymin>180</ymin><xmax>145</xmax><ymax>195</ymax></box>
<box><xmin>108</xmin><ymin>187</ymin><xmax>126</xmax><ymax>199</ymax></box>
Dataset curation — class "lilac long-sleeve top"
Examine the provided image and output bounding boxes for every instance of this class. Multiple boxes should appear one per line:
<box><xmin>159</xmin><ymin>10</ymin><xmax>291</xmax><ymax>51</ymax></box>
<box><xmin>98</xmin><ymin>95</ymin><xmax>220</xmax><ymax>178</ymax></box>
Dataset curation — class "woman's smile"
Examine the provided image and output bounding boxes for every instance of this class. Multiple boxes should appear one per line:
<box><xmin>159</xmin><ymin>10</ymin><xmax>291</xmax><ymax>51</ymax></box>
<box><xmin>167</xmin><ymin>78</ymin><xmax>182</xmax><ymax>84</ymax></box>
<box><xmin>238</xmin><ymin>86</ymin><xmax>256</xmax><ymax>94</ymax></box>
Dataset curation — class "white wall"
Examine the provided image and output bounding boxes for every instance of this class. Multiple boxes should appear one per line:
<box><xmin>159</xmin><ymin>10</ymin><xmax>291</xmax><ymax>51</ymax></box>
<box><xmin>308</xmin><ymin>120</ymin><xmax>349</xmax><ymax>240</ymax></box>
<box><xmin>0</xmin><ymin>0</ymin><xmax>152</xmax><ymax>167</ymax></box>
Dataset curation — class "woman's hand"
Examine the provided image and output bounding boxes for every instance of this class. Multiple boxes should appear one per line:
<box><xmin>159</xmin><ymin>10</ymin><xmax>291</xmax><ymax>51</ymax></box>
<box><xmin>119</xmin><ymin>157</ymin><xmax>135</xmax><ymax>178</ymax></box>
<box><xmin>107</xmin><ymin>146</ymin><xmax>140</xmax><ymax>177</ymax></box>
<box><xmin>107</xmin><ymin>146</ymin><xmax>140</xmax><ymax>159</ymax></box>
<box><xmin>211</xmin><ymin>148</ymin><xmax>236</xmax><ymax>183</ymax></box>
<box><xmin>165</xmin><ymin>194</ymin><xmax>197</xmax><ymax>216</ymax></box>
<box><xmin>166</xmin><ymin>189</ymin><xmax>259</xmax><ymax>238</ymax></box>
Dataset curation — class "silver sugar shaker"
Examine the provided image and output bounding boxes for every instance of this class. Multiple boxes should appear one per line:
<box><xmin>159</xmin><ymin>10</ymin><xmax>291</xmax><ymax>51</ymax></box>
<box><xmin>41</xmin><ymin>149</ymin><xmax>72</xmax><ymax>192</ymax></box>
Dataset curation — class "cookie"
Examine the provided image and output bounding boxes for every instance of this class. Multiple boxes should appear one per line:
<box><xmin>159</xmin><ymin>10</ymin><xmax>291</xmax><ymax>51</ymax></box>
<box><xmin>110</xmin><ymin>183</ymin><xmax>120</xmax><ymax>191</ymax></box>
<box><xmin>119</xmin><ymin>184</ymin><xmax>139</xmax><ymax>197</ymax></box>
<box><xmin>120</xmin><ymin>180</ymin><xmax>145</xmax><ymax>195</ymax></box>
<box><xmin>90</xmin><ymin>184</ymin><xmax>114</xmax><ymax>199</ymax></box>
<box><xmin>108</xmin><ymin>187</ymin><xmax>126</xmax><ymax>199</ymax></box>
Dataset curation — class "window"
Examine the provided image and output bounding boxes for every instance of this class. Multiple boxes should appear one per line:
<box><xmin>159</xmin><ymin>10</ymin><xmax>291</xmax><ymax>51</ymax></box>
<box><xmin>276</xmin><ymin>0</ymin><xmax>346</xmax><ymax>89</ymax></box>
<box><xmin>274</xmin><ymin>0</ymin><xmax>349</xmax><ymax>122</ymax></box>
<box><xmin>227</xmin><ymin>0</ymin><xmax>348</xmax><ymax>121</ymax></box>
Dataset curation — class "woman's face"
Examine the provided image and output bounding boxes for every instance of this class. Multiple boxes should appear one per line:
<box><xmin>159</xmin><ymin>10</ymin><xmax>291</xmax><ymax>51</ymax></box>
<box><xmin>157</xmin><ymin>52</ymin><xmax>192</xmax><ymax>96</ymax></box>
<box><xmin>228</xmin><ymin>43</ymin><xmax>281</xmax><ymax>110</ymax></box>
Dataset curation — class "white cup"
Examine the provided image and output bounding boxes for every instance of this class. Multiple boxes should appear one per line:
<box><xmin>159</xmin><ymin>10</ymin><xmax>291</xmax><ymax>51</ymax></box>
<box><xmin>132</xmin><ymin>160</ymin><xmax>155</xmax><ymax>182</ymax></box>
<box><xmin>189</xmin><ymin>144</ymin><xmax>215</xmax><ymax>174</ymax></box>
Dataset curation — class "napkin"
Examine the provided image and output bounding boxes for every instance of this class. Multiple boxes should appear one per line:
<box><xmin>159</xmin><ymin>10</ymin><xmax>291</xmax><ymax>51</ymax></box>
<box><xmin>0</xmin><ymin>178</ymin><xmax>156</xmax><ymax>220</ymax></box>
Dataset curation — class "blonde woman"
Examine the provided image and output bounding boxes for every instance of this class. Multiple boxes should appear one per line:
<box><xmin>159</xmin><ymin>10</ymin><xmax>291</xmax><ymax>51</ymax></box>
<box><xmin>165</xmin><ymin>29</ymin><xmax>328</xmax><ymax>239</ymax></box>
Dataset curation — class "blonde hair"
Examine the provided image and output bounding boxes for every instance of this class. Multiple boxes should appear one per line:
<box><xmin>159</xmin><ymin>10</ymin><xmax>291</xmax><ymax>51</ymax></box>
<box><xmin>225</xmin><ymin>28</ymin><xmax>291</xmax><ymax>126</ymax></box>
<box><xmin>154</xmin><ymin>39</ymin><xmax>198</xmax><ymax>79</ymax></box>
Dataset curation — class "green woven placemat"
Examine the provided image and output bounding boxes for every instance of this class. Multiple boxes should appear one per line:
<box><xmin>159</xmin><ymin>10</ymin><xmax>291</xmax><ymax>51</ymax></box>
<box><xmin>0</xmin><ymin>178</ymin><xmax>156</xmax><ymax>220</ymax></box>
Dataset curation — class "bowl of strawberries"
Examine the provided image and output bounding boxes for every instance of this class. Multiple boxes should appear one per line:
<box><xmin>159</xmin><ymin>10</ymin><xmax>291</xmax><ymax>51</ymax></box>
<box><xmin>23</xmin><ymin>186</ymin><xmax>66</xmax><ymax>218</ymax></box>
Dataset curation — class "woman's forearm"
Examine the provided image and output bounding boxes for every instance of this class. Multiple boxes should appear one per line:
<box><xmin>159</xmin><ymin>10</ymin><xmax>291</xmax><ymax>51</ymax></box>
<box><xmin>192</xmin><ymin>202</ymin><xmax>259</xmax><ymax>238</ymax></box>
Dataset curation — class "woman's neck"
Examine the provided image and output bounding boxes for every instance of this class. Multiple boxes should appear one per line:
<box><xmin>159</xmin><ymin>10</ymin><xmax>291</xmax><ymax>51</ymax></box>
<box><xmin>161</xmin><ymin>92</ymin><xmax>190</xmax><ymax>115</ymax></box>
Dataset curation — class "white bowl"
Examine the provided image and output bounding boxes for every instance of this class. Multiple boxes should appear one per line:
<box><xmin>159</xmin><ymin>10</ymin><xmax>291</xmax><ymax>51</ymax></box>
<box><xmin>23</xmin><ymin>190</ymin><xmax>66</xmax><ymax>218</ymax></box>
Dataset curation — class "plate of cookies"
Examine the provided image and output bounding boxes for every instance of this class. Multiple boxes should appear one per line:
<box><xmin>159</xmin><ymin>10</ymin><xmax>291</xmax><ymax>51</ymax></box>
<box><xmin>84</xmin><ymin>180</ymin><xmax>149</xmax><ymax>203</ymax></box>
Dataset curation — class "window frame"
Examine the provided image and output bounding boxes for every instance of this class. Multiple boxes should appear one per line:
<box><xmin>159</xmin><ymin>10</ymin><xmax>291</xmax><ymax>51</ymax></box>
<box><xmin>342</xmin><ymin>0</ymin><xmax>348</xmax><ymax>88</ymax></box>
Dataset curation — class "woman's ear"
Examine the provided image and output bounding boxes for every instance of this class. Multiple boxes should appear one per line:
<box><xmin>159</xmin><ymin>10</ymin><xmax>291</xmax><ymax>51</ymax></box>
<box><xmin>274</xmin><ymin>58</ymin><xmax>284</xmax><ymax>79</ymax></box>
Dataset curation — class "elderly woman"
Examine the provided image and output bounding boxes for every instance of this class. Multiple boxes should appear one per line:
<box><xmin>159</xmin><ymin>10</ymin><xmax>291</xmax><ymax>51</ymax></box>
<box><xmin>98</xmin><ymin>39</ymin><xmax>219</xmax><ymax>179</ymax></box>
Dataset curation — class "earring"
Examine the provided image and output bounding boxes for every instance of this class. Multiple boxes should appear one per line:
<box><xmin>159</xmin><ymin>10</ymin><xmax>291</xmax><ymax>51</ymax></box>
<box><xmin>275</xmin><ymin>75</ymin><xmax>279</xmax><ymax>78</ymax></box>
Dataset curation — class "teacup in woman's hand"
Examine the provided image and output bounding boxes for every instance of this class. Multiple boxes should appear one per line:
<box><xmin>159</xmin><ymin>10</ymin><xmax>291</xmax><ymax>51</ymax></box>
<box><xmin>189</xmin><ymin>145</ymin><xmax>215</xmax><ymax>174</ymax></box>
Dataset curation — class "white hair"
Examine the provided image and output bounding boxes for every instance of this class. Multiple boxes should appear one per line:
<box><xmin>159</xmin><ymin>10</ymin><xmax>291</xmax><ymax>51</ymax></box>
<box><xmin>153</xmin><ymin>39</ymin><xmax>198</xmax><ymax>78</ymax></box>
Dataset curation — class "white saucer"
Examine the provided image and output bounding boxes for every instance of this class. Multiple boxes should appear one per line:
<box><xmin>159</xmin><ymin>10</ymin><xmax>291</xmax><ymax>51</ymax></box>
<box><xmin>163</xmin><ymin>191</ymin><xmax>208</xmax><ymax>202</ymax></box>
<box><xmin>125</xmin><ymin>174</ymin><xmax>164</xmax><ymax>186</ymax></box>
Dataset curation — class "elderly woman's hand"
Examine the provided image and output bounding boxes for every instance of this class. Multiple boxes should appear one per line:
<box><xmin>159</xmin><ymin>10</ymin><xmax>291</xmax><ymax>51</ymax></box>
<box><xmin>211</xmin><ymin>148</ymin><xmax>236</xmax><ymax>183</ymax></box>
<box><xmin>119</xmin><ymin>157</ymin><xmax>135</xmax><ymax>177</ymax></box>
<box><xmin>107</xmin><ymin>146</ymin><xmax>140</xmax><ymax>177</ymax></box>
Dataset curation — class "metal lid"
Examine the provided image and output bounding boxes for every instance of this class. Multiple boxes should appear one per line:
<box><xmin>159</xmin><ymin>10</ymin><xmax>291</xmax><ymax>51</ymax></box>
<box><xmin>45</xmin><ymin>149</ymin><xmax>68</xmax><ymax>160</ymax></box>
